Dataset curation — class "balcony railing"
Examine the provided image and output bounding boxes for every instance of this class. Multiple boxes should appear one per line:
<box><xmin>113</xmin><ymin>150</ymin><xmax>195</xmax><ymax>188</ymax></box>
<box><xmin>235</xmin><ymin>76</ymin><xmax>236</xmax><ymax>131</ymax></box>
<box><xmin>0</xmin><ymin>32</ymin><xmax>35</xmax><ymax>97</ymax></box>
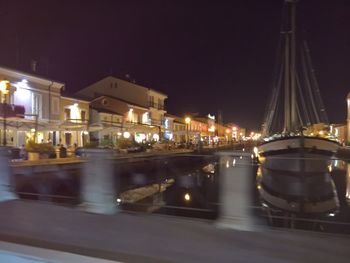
<box><xmin>148</xmin><ymin>102</ymin><xmax>165</xmax><ymax>111</ymax></box>
<box><xmin>0</xmin><ymin>103</ymin><xmax>25</xmax><ymax>118</ymax></box>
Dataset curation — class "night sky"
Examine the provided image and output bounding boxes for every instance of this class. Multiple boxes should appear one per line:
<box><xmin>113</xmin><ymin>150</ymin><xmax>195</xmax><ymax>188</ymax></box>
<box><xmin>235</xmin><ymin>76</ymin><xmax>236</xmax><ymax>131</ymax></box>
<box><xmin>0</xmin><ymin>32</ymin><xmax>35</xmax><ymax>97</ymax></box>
<box><xmin>0</xmin><ymin>0</ymin><xmax>349</xmax><ymax>130</ymax></box>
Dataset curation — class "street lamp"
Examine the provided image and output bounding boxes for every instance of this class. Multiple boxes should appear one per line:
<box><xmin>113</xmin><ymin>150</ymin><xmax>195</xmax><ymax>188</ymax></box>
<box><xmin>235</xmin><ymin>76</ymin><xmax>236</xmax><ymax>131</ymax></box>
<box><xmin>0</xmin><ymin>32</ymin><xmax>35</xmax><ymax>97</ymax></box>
<box><xmin>226</xmin><ymin>128</ymin><xmax>231</xmax><ymax>144</ymax></box>
<box><xmin>185</xmin><ymin>117</ymin><xmax>191</xmax><ymax>147</ymax></box>
<box><xmin>0</xmin><ymin>80</ymin><xmax>10</xmax><ymax>146</ymax></box>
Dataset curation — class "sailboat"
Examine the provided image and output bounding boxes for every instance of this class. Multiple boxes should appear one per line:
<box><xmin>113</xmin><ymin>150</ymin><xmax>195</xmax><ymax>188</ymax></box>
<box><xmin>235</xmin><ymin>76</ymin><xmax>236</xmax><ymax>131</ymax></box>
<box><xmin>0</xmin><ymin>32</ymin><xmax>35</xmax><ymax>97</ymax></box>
<box><xmin>257</xmin><ymin>0</ymin><xmax>339</xmax><ymax>214</ymax></box>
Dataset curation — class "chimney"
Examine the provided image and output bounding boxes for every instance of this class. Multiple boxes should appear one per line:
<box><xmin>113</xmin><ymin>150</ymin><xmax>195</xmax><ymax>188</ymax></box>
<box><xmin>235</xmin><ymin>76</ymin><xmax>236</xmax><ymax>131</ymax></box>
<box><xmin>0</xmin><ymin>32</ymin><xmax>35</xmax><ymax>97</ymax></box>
<box><xmin>30</xmin><ymin>60</ymin><xmax>37</xmax><ymax>72</ymax></box>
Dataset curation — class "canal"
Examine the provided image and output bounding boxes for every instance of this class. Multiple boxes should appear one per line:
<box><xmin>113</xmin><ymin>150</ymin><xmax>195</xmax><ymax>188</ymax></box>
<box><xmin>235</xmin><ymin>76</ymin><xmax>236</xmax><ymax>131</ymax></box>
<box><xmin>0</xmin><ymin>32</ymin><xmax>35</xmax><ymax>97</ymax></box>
<box><xmin>12</xmin><ymin>152</ymin><xmax>350</xmax><ymax>235</ymax></box>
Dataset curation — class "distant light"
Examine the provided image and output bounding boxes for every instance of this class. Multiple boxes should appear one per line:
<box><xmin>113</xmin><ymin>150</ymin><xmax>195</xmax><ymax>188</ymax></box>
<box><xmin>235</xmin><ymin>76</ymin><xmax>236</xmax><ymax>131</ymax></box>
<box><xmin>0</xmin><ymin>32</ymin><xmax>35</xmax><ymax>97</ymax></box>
<box><xmin>0</xmin><ymin>80</ymin><xmax>10</xmax><ymax>95</ymax></box>
<box><xmin>208</xmin><ymin>114</ymin><xmax>215</xmax><ymax>120</ymax></box>
<box><xmin>261</xmin><ymin>202</ymin><xmax>268</xmax><ymax>208</ymax></box>
<box><xmin>226</xmin><ymin>160</ymin><xmax>229</xmax><ymax>168</ymax></box>
<box><xmin>83</xmin><ymin>131</ymin><xmax>89</xmax><ymax>135</ymax></box>
<box><xmin>184</xmin><ymin>193</ymin><xmax>191</xmax><ymax>201</ymax></box>
<box><xmin>116</xmin><ymin>198</ymin><xmax>121</xmax><ymax>203</ymax></box>
<box><xmin>31</xmin><ymin>128</ymin><xmax>36</xmax><ymax>132</ymax></box>
<box><xmin>328</xmin><ymin>213</ymin><xmax>335</xmax><ymax>217</ymax></box>
<box><xmin>22</xmin><ymin>79</ymin><xmax>28</xmax><ymax>83</ymax></box>
<box><xmin>123</xmin><ymin>131</ymin><xmax>131</xmax><ymax>138</ymax></box>
<box><xmin>153</xmin><ymin>133</ymin><xmax>160</xmax><ymax>141</ymax></box>
<box><xmin>117</xmin><ymin>132</ymin><xmax>122</xmax><ymax>136</ymax></box>
<box><xmin>253</xmin><ymin>147</ymin><xmax>258</xmax><ymax>157</ymax></box>
<box><xmin>328</xmin><ymin>165</ymin><xmax>333</xmax><ymax>173</ymax></box>
<box><xmin>185</xmin><ymin>117</ymin><xmax>191</xmax><ymax>124</ymax></box>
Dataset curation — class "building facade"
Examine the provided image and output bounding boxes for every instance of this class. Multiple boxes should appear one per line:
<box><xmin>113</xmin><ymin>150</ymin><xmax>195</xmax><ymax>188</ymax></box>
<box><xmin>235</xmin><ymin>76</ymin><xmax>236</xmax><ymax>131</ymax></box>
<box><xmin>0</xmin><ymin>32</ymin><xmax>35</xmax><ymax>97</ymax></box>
<box><xmin>76</xmin><ymin>76</ymin><xmax>168</xmax><ymax>143</ymax></box>
<box><xmin>59</xmin><ymin>96</ymin><xmax>90</xmax><ymax>147</ymax></box>
<box><xmin>89</xmin><ymin>95</ymin><xmax>160</xmax><ymax>145</ymax></box>
<box><xmin>0</xmin><ymin>66</ymin><xmax>64</xmax><ymax>147</ymax></box>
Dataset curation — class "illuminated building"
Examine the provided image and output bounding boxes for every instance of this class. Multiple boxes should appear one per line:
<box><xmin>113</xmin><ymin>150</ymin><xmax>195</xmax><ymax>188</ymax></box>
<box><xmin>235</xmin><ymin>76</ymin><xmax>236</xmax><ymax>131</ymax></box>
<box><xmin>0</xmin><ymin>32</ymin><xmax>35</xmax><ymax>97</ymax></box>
<box><xmin>89</xmin><ymin>95</ymin><xmax>160</xmax><ymax>144</ymax></box>
<box><xmin>59</xmin><ymin>96</ymin><xmax>90</xmax><ymax>147</ymax></box>
<box><xmin>0</xmin><ymin>66</ymin><xmax>64</xmax><ymax>147</ymax></box>
<box><xmin>76</xmin><ymin>76</ymin><xmax>167</xmax><ymax>143</ymax></box>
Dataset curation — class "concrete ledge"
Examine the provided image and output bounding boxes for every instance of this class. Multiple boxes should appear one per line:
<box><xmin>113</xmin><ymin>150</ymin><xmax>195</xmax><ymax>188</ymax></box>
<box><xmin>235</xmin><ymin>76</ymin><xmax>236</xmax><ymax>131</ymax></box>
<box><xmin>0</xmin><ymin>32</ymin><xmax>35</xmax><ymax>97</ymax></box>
<box><xmin>0</xmin><ymin>200</ymin><xmax>349</xmax><ymax>263</ymax></box>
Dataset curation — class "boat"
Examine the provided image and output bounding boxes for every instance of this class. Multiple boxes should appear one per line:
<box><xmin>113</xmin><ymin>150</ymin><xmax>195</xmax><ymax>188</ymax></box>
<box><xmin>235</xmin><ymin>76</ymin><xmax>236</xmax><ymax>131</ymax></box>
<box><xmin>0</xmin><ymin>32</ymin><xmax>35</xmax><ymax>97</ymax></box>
<box><xmin>257</xmin><ymin>0</ymin><xmax>339</xmax><ymax>214</ymax></box>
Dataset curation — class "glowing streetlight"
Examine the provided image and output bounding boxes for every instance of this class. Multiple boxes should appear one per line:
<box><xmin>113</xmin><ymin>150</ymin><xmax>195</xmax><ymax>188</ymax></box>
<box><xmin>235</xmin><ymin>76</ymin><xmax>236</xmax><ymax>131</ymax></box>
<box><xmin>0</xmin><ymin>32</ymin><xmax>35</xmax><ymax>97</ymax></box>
<box><xmin>184</xmin><ymin>193</ymin><xmax>191</xmax><ymax>201</ymax></box>
<box><xmin>123</xmin><ymin>131</ymin><xmax>131</xmax><ymax>139</ymax></box>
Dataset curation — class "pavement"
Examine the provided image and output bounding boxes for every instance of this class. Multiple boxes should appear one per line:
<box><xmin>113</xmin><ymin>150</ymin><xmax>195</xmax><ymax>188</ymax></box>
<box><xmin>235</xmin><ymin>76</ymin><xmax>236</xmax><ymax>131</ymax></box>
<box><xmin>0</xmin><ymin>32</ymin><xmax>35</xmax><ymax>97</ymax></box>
<box><xmin>0</xmin><ymin>200</ymin><xmax>349</xmax><ymax>263</ymax></box>
<box><xmin>0</xmin><ymin>241</ymin><xmax>119</xmax><ymax>263</ymax></box>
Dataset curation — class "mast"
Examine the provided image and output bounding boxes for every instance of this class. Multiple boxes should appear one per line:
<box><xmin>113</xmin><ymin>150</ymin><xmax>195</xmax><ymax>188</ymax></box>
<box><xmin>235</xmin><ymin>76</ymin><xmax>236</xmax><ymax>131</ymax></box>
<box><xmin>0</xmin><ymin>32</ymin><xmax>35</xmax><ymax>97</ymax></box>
<box><xmin>284</xmin><ymin>30</ymin><xmax>290</xmax><ymax>132</ymax></box>
<box><xmin>290</xmin><ymin>0</ymin><xmax>297</xmax><ymax>130</ymax></box>
<box><xmin>262</xmin><ymin>0</ymin><xmax>330</xmax><ymax>136</ymax></box>
<box><xmin>283</xmin><ymin>0</ymin><xmax>298</xmax><ymax>133</ymax></box>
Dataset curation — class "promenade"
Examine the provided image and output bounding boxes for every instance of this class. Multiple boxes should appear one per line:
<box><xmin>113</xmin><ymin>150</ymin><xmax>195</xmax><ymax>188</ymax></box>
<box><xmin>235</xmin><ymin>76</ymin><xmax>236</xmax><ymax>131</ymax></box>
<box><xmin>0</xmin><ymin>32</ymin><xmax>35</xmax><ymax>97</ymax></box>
<box><xmin>0</xmin><ymin>200</ymin><xmax>349</xmax><ymax>263</ymax></box>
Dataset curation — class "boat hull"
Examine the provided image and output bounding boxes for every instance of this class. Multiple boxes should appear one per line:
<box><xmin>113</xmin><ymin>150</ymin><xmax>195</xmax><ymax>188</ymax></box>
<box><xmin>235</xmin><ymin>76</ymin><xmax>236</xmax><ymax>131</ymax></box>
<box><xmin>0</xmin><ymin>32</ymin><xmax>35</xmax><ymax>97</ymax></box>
<box><xmin>257</xmin><ymin>136</ymin><xmax>340</xmax><ymax>214</ymax></box>
<box><xmin>258</xmin><ymin>136</ymin><xmax>339</xmax><ymax>172</ymax></box>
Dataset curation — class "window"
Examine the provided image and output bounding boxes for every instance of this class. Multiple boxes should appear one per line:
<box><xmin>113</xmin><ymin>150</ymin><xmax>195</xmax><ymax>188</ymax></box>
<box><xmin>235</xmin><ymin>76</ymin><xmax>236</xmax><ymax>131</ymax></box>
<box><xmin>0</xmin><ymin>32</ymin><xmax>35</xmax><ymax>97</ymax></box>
<box><xmin>114</xmin><ymin>82</ymin><xmax>118</xmax><ymax>88</ymax></box>
<box><xmin>32</xmin><ymin>93</ymin><xmax>42</xmax><ymax>118</ymax></box>
<box><xmin>81</xmin><ymin>110</ymin><xmax>86</xmax><ymax>122</ymax></box>
<box><xmin>65</xmin><ymin>132</ymin><xmax>72</xmax><ymax>146</ymax></box>
<box><xmin>64</xmin><ymin>108</ymin><xmax>71</xmax><ymax>120</ymax></box>
<box><xmin>51</xmin><ymin>97</ymin><xmax>59</xmax><ymax>115</ymax></box>
<box><xmin>102</xmin><ymin>98</ymin><xmax>108</xmax><ymax>106</ymax></box>
<box><xmin>149</xmin><ymin>96</ymin><xmax>154</xmax><ymax>107</ymax></box>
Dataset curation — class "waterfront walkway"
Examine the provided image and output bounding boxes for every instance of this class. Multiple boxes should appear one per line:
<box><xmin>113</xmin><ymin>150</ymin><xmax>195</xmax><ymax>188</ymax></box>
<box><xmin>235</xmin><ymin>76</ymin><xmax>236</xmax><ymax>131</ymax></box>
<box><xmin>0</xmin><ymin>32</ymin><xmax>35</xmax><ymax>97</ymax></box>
<box><xmin>0</xmin><ymin>200</ymin><xmax>349</xmax><ymax>263</ymax></box>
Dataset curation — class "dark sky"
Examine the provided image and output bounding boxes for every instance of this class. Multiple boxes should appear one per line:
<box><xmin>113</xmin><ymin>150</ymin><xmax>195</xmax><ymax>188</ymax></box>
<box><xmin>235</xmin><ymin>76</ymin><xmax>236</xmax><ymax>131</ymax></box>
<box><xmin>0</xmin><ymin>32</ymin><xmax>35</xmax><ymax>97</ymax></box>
<box><xmin>0</xmin><ymin>0</ymin><xmax>349</xmax><ymax>130</ymax></box>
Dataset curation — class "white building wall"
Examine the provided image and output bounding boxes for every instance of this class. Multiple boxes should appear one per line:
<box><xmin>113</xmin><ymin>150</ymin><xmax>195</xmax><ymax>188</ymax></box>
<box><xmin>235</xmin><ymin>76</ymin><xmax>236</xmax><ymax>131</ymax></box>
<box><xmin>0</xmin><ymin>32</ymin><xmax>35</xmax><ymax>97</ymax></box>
<box><xmin>76</xmin><ymin>76</ymin><xmax>149</xmax><ymax>108</ymax></box>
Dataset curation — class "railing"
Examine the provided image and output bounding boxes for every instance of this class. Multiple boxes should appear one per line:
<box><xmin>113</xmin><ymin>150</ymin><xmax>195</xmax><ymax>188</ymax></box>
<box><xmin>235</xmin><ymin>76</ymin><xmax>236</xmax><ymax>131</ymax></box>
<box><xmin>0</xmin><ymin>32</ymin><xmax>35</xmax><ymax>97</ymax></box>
<box><xmin>0</xmin><ymin>103</ymin><xmax>25</xmax><ymax>118</ymax></box>
<box><xmin>148</xmin><ymin>101</ymin><xmax>165</xmax><ymax>110</ymax></box>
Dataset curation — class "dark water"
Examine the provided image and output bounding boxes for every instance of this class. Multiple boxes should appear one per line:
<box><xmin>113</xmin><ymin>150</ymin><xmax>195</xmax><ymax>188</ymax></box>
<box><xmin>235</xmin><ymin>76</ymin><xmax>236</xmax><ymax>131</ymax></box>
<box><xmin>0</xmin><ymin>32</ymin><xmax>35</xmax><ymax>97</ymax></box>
<box><xmin>13</xmin><ymin>153</ymin><xmax>350</xmax><ymax>235</ymax></box>
<box><xmin>115</xmin><ymin>155</ymin><xmax>220</xmax><ymax>219</ymax></box>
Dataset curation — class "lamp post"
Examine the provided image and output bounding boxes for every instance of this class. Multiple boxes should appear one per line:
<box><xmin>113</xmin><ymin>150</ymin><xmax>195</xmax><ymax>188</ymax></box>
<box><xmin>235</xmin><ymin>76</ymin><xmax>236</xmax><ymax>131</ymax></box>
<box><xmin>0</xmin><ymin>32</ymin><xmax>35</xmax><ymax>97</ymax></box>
<box><xmin>226</xmin><ymin>128</ymin><xmax>231</xmax><ymax>144</ymax></box>
<box><xmin>185</xmin><ymin>117</ymin><xmax>191</xmax><ymax>148</ymax></box>
<box><xmin>0</xmin><ymin>80</ymin><xmax>10</xmax><ymax>146</ymax></box>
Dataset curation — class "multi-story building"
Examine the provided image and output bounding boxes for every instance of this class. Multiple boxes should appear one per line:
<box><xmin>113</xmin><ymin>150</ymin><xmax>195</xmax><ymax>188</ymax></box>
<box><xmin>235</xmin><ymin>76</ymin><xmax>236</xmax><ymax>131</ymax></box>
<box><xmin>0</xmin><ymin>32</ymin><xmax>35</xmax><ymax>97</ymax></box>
<box><xmin>59</xmin><ymin>96</ymin><xmax>90</xmax><ymax>147</ymax></box>
<box><xmin>171</xmin><ymin>116</ymin><xmax>186</xmax><ymax>144</ymax></box>
<box><xmin>0</xmin><ymin>66</ymin><xmax>64</xmax><ymax>147</ymax></box>
<box><xmin>89</xmin><ymin>95</ymin><xmax>160</xmax><ymax>145</ymax></box>
<box><xmin>75</xmin><ymin>76</ymin><xmax>167</xmax><ymax>138</ymax></box>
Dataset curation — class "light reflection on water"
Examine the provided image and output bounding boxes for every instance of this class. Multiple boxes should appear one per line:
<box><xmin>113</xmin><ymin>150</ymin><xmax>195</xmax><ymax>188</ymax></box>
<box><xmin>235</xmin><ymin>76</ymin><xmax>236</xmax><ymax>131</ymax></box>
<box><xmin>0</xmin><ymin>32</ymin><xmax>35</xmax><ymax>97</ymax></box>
<box><xmin>256</xmin><ymin>156</ymin><xmax>350</xmax><ymax>234</ymax></box>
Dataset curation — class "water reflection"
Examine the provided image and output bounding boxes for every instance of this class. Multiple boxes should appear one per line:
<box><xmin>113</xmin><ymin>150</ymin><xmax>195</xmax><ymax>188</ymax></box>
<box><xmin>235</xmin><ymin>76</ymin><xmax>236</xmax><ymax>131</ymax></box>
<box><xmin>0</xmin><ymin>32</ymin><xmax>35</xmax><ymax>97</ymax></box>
<box><xmin>257</xmin><ymin>155</ymin><xmax>350</xmax><ymax>234</ymax></box>
<box><xmin>257</xmin><ymin>165</ymin><xmax>339</xmax><ymax>215</ymax></box>
<box><xmin>117</xmin><ymin>156</ymin><xmax>219</xmax><ymax>219</ymax></box>
<box><xmin>346</xmin><ymin>163</ymin><xmax>350</xmax><ymax>202</ymax></box>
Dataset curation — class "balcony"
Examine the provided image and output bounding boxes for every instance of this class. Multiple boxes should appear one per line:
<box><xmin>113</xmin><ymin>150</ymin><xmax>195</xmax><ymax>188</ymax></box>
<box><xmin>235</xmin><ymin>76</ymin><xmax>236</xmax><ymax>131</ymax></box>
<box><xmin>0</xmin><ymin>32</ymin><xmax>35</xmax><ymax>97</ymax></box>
<box><xmin>0</xmin><ymin>103</ymin><xmax>25</xmax><ymax>118</ymax></box>
<box><xmin>148</xmin><ymin>101</ymin><xmax>165</xmax><ymax>111</ymax></box>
